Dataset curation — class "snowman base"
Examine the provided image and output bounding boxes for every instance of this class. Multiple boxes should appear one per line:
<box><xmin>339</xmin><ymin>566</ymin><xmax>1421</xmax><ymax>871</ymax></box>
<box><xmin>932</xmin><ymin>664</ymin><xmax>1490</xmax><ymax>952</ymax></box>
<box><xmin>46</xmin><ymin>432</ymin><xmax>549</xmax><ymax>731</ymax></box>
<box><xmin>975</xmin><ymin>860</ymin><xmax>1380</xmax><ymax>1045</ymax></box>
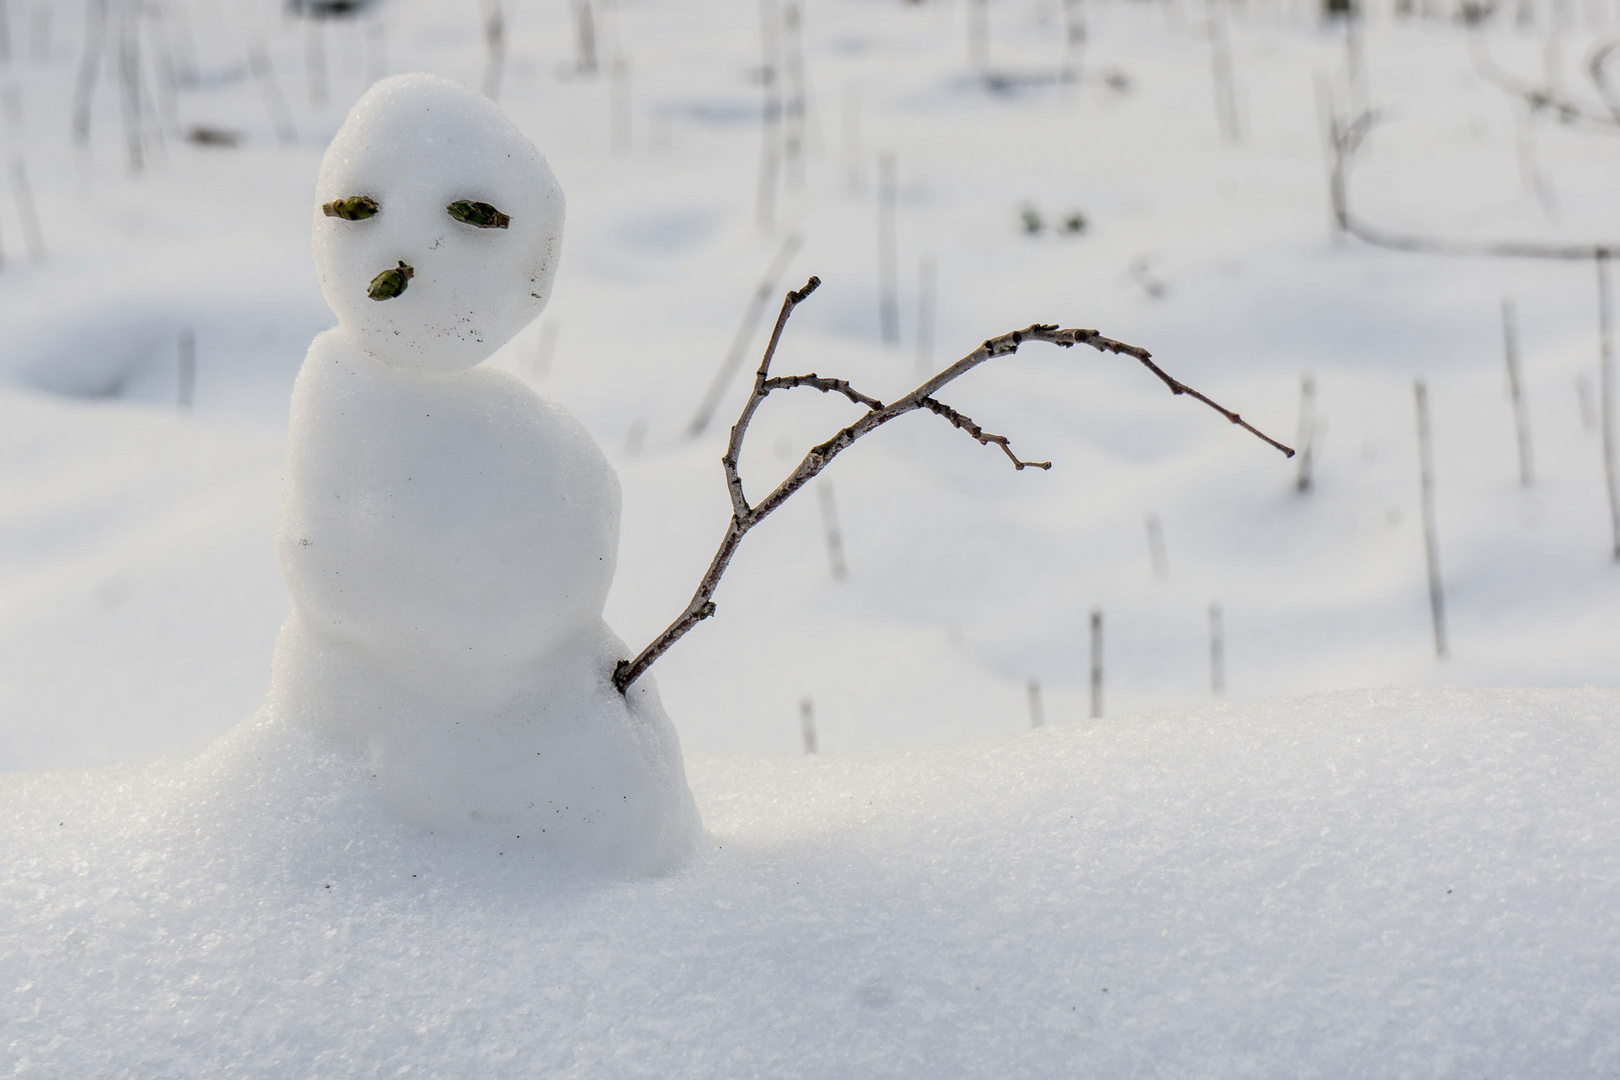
<box><xmin>267</xmin><ymin>614</ymin><xmax>702</xmax><ymax>876</ymax></box>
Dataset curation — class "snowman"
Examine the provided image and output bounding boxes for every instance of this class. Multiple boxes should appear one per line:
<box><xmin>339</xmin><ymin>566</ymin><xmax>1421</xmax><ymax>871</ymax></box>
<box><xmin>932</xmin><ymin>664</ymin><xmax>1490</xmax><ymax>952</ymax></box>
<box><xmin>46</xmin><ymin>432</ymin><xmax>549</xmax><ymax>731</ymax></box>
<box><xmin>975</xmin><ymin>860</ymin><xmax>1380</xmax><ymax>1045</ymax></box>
<box><xmin>264</xmin><ymin>73</ymin><xmax>700</xmax><ymax>873</ymax></box>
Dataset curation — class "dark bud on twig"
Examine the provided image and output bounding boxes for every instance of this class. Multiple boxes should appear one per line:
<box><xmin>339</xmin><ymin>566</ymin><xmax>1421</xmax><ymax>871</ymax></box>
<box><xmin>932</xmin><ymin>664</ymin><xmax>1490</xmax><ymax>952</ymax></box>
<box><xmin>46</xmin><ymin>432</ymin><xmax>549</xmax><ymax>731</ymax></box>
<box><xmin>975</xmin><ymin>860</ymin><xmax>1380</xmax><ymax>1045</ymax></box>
<box><xmin>447</xmin><ymin>200</ymin><xmax>510</xmax><ymax>229</ymax></box>
<box><xmin>322</xmin><ymin>195</ymin><xmax>379</xmax><ymax>220</ymax></box>
<box><xmin>368</xmin><ymin>260</ymin><xmax>414</xmax><ymax>300</ymax></box>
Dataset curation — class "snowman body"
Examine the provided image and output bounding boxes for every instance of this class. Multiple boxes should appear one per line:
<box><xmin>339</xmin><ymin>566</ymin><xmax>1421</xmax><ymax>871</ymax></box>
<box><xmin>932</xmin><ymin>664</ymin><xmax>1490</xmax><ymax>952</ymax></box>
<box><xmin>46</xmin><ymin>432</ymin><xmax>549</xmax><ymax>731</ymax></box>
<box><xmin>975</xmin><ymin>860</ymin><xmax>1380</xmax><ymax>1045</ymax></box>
<box><xmin>264</xmin><ymin>73</ymin><xmax>699</xmax><ymax>873</ymax></box>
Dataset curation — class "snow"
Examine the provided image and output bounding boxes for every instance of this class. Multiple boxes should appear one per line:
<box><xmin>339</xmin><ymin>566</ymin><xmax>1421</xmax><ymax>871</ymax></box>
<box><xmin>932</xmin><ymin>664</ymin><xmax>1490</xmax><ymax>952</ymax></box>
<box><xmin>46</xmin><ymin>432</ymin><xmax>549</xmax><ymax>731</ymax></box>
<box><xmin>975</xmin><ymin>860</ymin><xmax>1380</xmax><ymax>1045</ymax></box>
<box><xmin>312</xmin><ymin>73</ymin><xmax>565</xmax><ymax>372</ymax></box>
<box><xmin>4</xmin><ymin>687</ymin><xmax>1619</xmax><ymax>1074</ymax></box>
<box><xmin>1</xmin><ymin>0</ymin><xmax>1619</xmax><ymax>1070</ymax></box>
<box><xmin>273</xmin><ymin>74</ymin><xmax>697</xmax><ymax>869</ymax></box>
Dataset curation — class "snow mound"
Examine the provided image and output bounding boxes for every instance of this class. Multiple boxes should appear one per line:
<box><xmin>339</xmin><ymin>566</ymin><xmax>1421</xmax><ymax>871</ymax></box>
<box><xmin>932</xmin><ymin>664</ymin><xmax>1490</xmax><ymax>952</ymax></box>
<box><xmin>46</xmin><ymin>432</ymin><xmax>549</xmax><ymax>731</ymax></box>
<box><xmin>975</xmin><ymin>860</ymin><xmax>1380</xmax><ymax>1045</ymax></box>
<box><xmin>4</xmin><ymin>687</ymin><xmax>1618</xmax><ymax>1076</ymax></box>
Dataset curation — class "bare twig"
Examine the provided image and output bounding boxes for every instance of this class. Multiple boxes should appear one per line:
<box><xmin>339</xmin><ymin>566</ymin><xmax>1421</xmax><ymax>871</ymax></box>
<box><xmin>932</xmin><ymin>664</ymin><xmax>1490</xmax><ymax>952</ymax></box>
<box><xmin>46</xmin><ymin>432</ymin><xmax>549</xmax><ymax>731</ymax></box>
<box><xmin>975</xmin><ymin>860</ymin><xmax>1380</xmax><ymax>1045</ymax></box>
<box><xmin>1208</xmin><ymin>1</ymin><xmax>1241</xmax><ymax>144</ymax></box>
<box><xmin>72</xmin><ymin>0</ymin><xmax>107</xmax><ymax>146</ymax></box>
<box><xmin>1471</xmin><ymin>30</ymin><xmax>1620</xmax><ymax>130</ymax></box>
<box><xmin>481</xmin><ymin>0</ymin><xmax>505</xmax><ymax>101</ymax></box>
<box><xmin>1328</xmin><ymin>106</ymin><xmax>1620</xmax><ymax>259</ymax></box>
<box><xmin>248</xmin><ymin>38</ymin><xmax>298</xmax><ymax>146</ymax></box>
<box><xmin>687</xmin><ymin>232</ymin><xmax>803</xmax><ymax>436</ymax></box>
<box><xmin>755</xmin><ymin>0</ymin><xmax>781</xmax><ymax>232</ymax></box>
<box><xmin>877</xmin><ymin>150</ymin><xmax>899</xmax><ymax>345</ymax></box>
<box><xmin>817</xmin><ymin>481</ymin><xmax>848</xmax><ymax>579</ymax></box>
<box><xmin>1599</xmin><ymin>252</ymin><xmax>1620</xmax><ymax>558</ymax></box>
<box><xmin>9</xmin><ymin>157</ymin><xmax>44</xmax><ymax>262</ymax></box>
<box><xmin>1590</xmin><ymin>39</ymin><xmax>1620</xmax><ymax>120</ymax></box>
<box><xmin>1415</xmin><ymin>380</ymin><xmax>1448</xmax><ymax>659</ymax></box>
<box><xmin>1089</xmin><ymin>609</ymin><xmax>1103</xmax><ymax>719</ymax></box>
<box><xmin>612</xmin><ymin>276</ymin><xmax>1294</xmax><ymax>694</ymax></box>
<box><xmin>1502</xmin><ymin>297</ymin><xmax>1534</xmax><ymax>486</ymax></box>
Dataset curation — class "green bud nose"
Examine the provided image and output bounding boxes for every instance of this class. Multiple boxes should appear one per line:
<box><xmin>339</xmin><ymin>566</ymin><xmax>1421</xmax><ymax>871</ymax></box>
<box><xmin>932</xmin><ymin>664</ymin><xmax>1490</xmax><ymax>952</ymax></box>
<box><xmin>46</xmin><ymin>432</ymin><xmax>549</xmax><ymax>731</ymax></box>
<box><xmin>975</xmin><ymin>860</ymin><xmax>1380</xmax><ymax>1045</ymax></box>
<box><xmin>367</xmin><ymin>260</ymin><xmax>414</xmax><ymax>301</ymax></box>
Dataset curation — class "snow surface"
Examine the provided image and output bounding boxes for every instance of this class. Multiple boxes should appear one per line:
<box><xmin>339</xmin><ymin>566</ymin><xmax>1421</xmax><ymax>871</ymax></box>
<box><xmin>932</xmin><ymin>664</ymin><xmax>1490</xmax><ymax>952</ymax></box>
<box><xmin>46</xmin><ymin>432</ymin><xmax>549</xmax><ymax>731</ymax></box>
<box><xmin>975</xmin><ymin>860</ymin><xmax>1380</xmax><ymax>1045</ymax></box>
<box><xmin>2</xmin><ymin>0</ymin><xmax>1620</xmax><ymax>1071</ymax></box>
<box><xmin>3</xmin><ymin>1</ymin><xmax>1620</xmax><ymax>767</ymax></box>
<box><xmin>4</xmin><ymin>687</ymin><xmax>1618</xmax><ymax>1075</ymax></box>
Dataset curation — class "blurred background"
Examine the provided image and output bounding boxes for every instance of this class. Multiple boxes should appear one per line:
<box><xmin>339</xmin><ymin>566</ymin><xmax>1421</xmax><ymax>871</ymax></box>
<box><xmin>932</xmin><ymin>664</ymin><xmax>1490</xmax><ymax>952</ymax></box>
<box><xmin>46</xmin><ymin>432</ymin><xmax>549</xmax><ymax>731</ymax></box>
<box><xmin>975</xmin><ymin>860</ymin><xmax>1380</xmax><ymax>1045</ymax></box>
<box><xmin>0</xmin><ymin>0</ymin><xmax>1617</xmax><ymax>770</ymax></box>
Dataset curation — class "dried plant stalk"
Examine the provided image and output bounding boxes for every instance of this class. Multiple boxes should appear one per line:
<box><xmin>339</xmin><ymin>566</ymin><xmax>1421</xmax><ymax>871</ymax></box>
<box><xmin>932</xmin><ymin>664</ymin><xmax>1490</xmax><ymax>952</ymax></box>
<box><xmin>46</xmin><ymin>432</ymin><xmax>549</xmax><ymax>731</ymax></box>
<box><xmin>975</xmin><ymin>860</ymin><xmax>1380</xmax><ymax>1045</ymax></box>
<box><xmin>611</xmin><ymin>276</ymin><xmax>1293</xmax><ymax>694</ymax></box>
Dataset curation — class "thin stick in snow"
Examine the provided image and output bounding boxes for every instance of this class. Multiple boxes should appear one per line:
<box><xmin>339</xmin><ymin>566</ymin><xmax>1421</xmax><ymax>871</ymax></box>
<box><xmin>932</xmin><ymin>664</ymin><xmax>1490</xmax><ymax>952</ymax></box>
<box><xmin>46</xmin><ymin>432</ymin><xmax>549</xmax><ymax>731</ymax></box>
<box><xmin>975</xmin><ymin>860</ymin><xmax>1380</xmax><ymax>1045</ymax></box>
<box><xmin>1063</xmin><ymin>0</ymin><xmax>1088</xmax><ymax>71</ymax></box>
<box><xmin>1209</xmin><ymin>0</ymin><xmax>1240</xmax><ymax>144</ymax></box>
<box><xmin>968</xmin><ymin>0</ymin><xmax>988</xmax><ymax>69</ymax></box>
<box><xmin>1344</xmin><ymin>13</ymin><xmax>1366</xmax><ymax>116</ymax></box>
<box><xmin>304</xmin><ymin>15</ymin><xmax>328</xmax><ymax>107</ymax></box>
<box><xmin>9</xmin><ymin>157</ymin><xmax>43</xmax><ymax>261</ymax></box>
<box><xmin>612</xmin><ymin>278</ymin><xmax>1293</xmax><ymax>694</ymax></box>
<box><xmin>1599</xmin><ymin>252</ymin><xmax>1620</xmax><ymax>558</ymax></box>
<box><xmin>177</xmin><ymin>327</ymin><xmax>195</xmax><ymax>410</ymax></box>
<box><xmin>755</xmin><ymin>0</ymin><xmax>781</xmax><ymax>233</ymax></box>
<box><xmin>1414</xmin><ymin>380</ymin><xmax>1448</xmax><ymax>659</ymax></box>
<box><xmin>574</xmin><ymin>0</ymin><xmax>597</xmax><ymax>76</ymax></box>
<box><xmin>1209</xmin><ymin>601</ymin><xmax>1225</xmax><ymax>696</ymax></box>
<box><xmin>799</xmin><ymin>696</ymin><xmax>817</xmax><ymax>753</ymax></box>
<box><xmin>877</xmin><ymin>151</ymin><xmax>899</xmax><ymax>346</ymax></box>
<box><xmin>687</xmin><ymin>232</ymin><xmax>803</xmax><ymax>437</ymax></box>
<box><xmin>1145</xmin><ymin>512</ymin><xmax>1169</xmax><ymax>579</ymax></box>
<box><xmin>116</xmin><ymin>1</ymin><xmax>143</xmax><ymax>173</ymax></box>
<box><xmin>1296</xmin><ymin>374</ymin><xmax>1316</xmax><ymax>492</ymax></box>
<box><xmin>840</xmin><ymin>82</ymin><xmax>861</xmax><ymax>194</ymax></box>
<box><xmin>481</xmin><ymin>0</ymin><xmax>505</xmax><ymax>102</ymax></box>
<box><xmin>1027</xmin><ymin>678</ymin><xmax>1045</xmax><ymax>728</ymax></box>
<box><xmin>817</xmin><ymin>481</ymin><xmax>848</xmax><ymax>580</ymax></box>
<box><xmin>72</xmin><ymin>0</ymin><xmax>107</xmax><ymax>145</ymax></box>
<box><xmin>782</xmin><ymin>0</ymin><xmax>806</xmax><ymax>192</ymax></box>
<box><xmin>1501</xmin><ymin>297</ymin><xmax>1534</xmax><ymax>486</ymax></box>
<box><xmin>916</xmin><ymin>254</ymin><xmax>936</xmax><ymax>378</ymax></box>
<box><xmin>1089</xmin><ymin>609</ymin><xmax>1103</xmax><ymax>719</ymax></box>
<box><xmin>248</xmin><ymin>38</ymin><xmax>298</xmax><ymax>146</ymax></box>
<box><xmin>610</xmin><ymin>56</ymin><xmax>630</xmax><ymax>153</ymax></box>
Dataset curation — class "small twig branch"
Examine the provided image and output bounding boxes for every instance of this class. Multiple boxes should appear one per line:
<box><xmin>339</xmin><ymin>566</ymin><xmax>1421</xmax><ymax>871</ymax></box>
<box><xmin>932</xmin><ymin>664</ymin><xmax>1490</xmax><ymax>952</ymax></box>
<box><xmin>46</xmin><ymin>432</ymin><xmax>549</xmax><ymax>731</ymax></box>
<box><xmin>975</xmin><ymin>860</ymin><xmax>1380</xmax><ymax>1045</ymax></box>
<box><xmin>1590</xmin><ymin>40</ymin><xmax>1620</xmax><ymax>121</ymax></box>
<box><xmin>611</xmin><ymin>276</ymin><xmax>1294</xmax><ymax>695</ymax></box>
<box><xmin>763</xmin><ymin>372</ymin><xmax>884</xmax><ymax>409</ymax></box>
<box><xmin>1329</xmin><ymin>107</ymin><xmax>1620</xmax><ymax>259</ymax></box>
<box><xmin>1470</xmin><ymin>30</ymin><xmax>1620</xmax><ymax>131</ymax></box>
<box><xmin>917</xmin><ymin>395</ymin><xmax>1050</xmax><ymax>470</ymax></box>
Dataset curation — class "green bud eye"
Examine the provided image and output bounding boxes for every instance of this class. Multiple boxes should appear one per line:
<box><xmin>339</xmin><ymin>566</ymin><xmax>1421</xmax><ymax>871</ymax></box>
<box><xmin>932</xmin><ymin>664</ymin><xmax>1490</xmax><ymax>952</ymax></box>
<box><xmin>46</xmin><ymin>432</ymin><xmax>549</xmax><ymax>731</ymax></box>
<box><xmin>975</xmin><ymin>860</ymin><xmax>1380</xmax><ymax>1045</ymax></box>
<box><xmin>368</xmin><ymin>260</ymin><xmax>414</xmax><ymax>301</ymax></box>
<box><xmin>447</xmin><ymin>200</ymin><xmax>510</xmax><ymax>229</ymax></box>
<box><xmin>323</xmin><ymin>195</ymin><xmax>380</xmax><ymax>221</ymax></box>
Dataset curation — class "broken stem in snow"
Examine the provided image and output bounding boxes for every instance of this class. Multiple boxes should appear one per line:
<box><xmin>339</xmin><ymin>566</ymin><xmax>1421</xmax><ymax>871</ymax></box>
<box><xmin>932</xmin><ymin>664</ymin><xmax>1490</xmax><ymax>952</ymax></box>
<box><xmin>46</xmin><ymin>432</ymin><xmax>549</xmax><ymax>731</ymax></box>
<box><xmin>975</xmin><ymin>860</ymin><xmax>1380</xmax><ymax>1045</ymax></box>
<box><xmin>611</xmin><ymin>276</ymin><xmax>1294</xmax><ymax>695</ymax></box>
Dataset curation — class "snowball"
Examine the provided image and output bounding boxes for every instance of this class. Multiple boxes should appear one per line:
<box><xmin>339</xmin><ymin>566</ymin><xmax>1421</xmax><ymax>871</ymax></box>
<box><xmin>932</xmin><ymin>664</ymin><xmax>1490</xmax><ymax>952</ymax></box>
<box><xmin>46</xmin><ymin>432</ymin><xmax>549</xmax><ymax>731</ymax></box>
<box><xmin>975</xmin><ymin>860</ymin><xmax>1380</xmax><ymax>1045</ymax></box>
<box><xmin>312</xmin><ymin>73</ymin><xmax>565</xmax><ymax>375</ymax></box>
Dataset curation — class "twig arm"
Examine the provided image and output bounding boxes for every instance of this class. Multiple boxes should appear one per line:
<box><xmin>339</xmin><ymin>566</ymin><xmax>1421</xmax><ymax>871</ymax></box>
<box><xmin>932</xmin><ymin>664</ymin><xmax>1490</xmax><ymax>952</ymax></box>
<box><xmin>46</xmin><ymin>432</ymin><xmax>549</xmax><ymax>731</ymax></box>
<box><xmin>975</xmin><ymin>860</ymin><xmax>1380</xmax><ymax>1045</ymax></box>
<box><xmin>612</xmin><ymin>286</ymin><xmax>1294</xmax><ymax>696</ymax></box>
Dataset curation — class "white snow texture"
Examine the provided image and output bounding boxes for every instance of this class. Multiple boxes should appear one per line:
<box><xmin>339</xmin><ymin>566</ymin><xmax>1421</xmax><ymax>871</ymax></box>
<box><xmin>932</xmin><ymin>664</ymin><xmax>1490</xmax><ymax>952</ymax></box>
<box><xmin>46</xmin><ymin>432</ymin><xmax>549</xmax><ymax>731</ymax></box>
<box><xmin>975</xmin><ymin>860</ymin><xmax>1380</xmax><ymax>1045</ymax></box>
<box><xmin>3</xmin><ymin>688</ymin><xmax>1617</xmax><ymax>1076</ymax></box>
<box><xmin>274</xmin><ymin>73</ymin><xmax>698</xmax><ymax>873</ymax></box>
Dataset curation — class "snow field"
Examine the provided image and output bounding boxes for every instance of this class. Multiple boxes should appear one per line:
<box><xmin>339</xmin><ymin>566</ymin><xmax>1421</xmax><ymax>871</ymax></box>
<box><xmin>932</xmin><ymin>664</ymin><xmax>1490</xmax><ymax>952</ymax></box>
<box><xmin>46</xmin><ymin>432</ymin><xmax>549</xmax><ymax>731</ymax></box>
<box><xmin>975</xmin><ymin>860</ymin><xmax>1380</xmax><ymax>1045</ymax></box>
<box><xmin>2</xmin><ymin>2</ymin><xmax>1619</xmax><ymax>762</ymax></box>
<box><xmin>4</xmin><ymin>687</ymin><xmax>1618</xmax><ymax>1075</ymax></box>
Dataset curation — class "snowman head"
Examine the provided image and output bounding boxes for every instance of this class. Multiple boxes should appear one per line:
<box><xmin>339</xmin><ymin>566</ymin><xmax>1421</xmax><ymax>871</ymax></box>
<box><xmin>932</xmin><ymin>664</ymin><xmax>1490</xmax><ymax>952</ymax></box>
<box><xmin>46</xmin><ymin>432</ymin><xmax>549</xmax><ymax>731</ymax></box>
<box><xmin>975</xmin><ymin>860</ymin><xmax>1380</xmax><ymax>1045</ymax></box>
<box><xmin>313</xmin><ymin>73</ymin><xmax>565</xmax><ymax>374</ymax></box>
